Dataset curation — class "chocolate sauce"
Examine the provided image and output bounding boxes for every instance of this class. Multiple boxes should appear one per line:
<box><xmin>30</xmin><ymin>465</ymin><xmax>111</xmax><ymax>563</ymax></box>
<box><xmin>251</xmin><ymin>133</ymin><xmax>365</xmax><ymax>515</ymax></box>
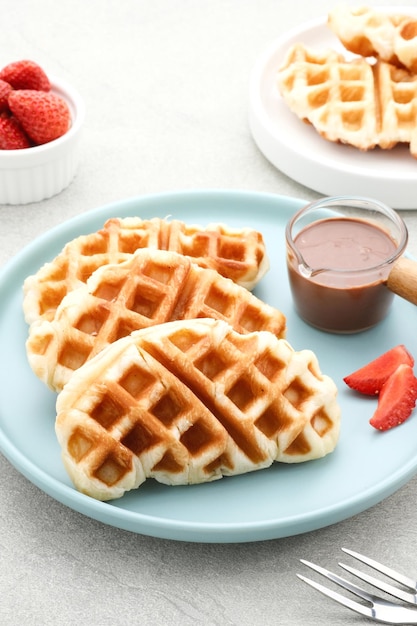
<box><xmin>286</xmin><ymin>217</ymin><xmax>398</xmax><ymax>333</ymax></box>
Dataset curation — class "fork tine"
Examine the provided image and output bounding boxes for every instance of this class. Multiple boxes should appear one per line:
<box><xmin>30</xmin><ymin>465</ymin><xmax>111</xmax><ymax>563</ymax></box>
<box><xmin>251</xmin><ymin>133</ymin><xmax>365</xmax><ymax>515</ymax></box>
<box><xmin>300</xmin><ymin>559</ymin><xmax>376</xmax><ymax>603</ymax></box>
<box><xmin>339</xmin><ymin>561</ymin><xmax>417</xmax><ymax>605</ymax></box>
<box><xmin>297</xmin><ymin>573</ymin><xmax>373</xmax><ymax>620</ymax></box>
<box><xmin>342</xmin><ymin>548</ymin><xmax>417</xmax><ymax>591</ymax></box>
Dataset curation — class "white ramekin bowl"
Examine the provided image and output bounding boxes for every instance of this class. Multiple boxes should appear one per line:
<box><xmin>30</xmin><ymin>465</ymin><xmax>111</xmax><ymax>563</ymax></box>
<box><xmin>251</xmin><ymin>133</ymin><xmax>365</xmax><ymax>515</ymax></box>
<box><xmin>0</xmin><ymin>77</ymin><xmax>85</xmax><ymax>205</ymax></box>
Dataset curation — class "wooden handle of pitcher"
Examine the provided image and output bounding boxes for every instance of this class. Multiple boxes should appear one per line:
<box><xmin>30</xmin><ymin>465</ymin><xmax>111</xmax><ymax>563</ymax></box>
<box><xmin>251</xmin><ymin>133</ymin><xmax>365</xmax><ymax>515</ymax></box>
<box><xmin>386</xmin><ymin>257</ymin><xmax>417</xmax><ymax>305</ymax></box>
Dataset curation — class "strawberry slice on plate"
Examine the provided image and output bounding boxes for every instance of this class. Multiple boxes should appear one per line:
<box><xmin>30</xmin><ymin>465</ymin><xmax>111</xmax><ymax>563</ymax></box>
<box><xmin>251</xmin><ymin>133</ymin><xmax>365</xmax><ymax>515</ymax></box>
<box><xmin>343</xmin><ymin>344</ymin><xmax>414</xmax><ymax>395</ymax></box>
<box><xmin>370</xmin><ymin>364</ymin><xmax>417</xmax><ymax>431</ymax></box>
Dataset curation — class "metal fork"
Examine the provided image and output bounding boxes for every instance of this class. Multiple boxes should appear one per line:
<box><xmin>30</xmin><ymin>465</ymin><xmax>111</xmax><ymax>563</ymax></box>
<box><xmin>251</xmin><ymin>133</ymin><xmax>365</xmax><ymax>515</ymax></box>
<box><xmin>297</xmin><ymin>548</ymin><xmax>417</xmax><ymax>624</ymax></box>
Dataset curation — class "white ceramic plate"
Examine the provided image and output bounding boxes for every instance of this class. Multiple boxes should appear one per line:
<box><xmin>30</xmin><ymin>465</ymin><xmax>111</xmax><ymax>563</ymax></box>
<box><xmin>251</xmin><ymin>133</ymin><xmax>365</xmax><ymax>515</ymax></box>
<box><xmin>249</xmin><ymin>8</ymin><xmax>417</xmax><ymax>210</ymax></box>
<box><xmin>1</xmin><ymin>190</ymin><xmax>417</xmax><ymax>543</ymax></box>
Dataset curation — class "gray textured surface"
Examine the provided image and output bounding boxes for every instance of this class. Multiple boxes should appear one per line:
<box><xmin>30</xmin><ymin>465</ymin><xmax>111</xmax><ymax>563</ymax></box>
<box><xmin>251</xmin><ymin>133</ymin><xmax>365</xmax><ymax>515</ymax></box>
<box><xmin>2</xmin><ymin>1</ymin><xmax>417</xmax><ymax>624</ymax></box>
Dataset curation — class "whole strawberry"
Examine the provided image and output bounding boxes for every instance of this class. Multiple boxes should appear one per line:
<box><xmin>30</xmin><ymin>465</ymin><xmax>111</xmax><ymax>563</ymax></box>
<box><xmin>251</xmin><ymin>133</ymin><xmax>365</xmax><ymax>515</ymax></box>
<box><xmin>0</xmin><ymin>79</ymin><xmax>12</xmax><ymax>113</ymax></box>
<box><xmin>8</xmin><ymin>90</ymin><xmax>71</xmax><ymax>144</ymax></box>
<box><xmin>0</xmin><ymin>116</ymin><xmax>31</xmax><ymax>149</ymax></box>
<box><xmin>0</xmin><ymin>60</ymin><xmax>50</xmax><ymax>91</ymax></box>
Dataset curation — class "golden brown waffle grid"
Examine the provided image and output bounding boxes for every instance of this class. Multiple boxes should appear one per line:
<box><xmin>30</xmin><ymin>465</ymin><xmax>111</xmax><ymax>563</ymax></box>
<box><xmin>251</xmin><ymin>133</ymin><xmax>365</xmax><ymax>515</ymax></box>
<box><xmin>278</xmin><ymin>42</ymin><xmax>417</xmax><ymax>157</ymax></box>
<box><xmin>55</xmin><ymin>319</ymin><xmax>340</xmax><ymax>500</ymax></box>
<box><xmin>328</xmin><ymin>6</ymin><xmax>417</xmax><ymax>73</ymax></box>
<box><xmin>23</xmin><ymin>217</ymin><xmax>269</xmax><ymax>326</ymax></box>
<box><xmin>26</xmin><ymin>250</ymin><xmax>285</xmax><ymax>392</ymax></box>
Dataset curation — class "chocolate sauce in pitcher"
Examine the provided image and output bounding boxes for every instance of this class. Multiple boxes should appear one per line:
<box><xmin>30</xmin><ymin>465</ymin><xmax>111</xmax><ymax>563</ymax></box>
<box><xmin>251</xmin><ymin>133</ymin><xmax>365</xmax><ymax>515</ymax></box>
<box><xmin>286</xmin><ymin>217</ymin><xmax>398</xmax><ymax>333</ymax></box>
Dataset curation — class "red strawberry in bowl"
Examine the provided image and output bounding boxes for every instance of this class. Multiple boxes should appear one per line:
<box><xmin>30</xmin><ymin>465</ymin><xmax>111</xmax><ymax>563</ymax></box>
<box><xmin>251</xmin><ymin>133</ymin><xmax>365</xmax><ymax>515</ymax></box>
<box><xmin>0</xmin><ymin>79</ymin><xmax>13</xmax><ymax>113</ymax></box>
<box><xmin>8</xmin><ymin>89</ymin><xmax>71</xmax><ymax>145</ymax></box>
<box><xmin>0</xmin><ymin>116</ymin><xmax>31</xmax><ymax>150</ymax></box>
<box><xmin>0</xmin><ymin>59</ymin><xmax>84</xmax><ymax>204</ymax></box>
<box><xmin>0</xmin><ymin>60</ymin><xmax>50</xmax><ymax>91</ymax></box>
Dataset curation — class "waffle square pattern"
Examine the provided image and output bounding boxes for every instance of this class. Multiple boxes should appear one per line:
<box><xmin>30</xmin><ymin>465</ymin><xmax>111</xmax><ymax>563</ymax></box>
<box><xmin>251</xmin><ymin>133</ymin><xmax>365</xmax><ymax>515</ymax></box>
<box><xmin>328</xmin><ymin>5</ymin><xmax>417</xmax><ymax>73</ymax></box>
<box><xmin>26</xmin><ymin>249</ymin><xmax>286</xmax><ymax>392</ymax></box>
<box><xmin>277</xmin><ymin>42</ymin><xmax>417</xmax><ymax>157</ymax></box>
<box><xmin>55</xmin><ymin>319</ymin><xmax>341</xmax><ymax>501</ymax></box>
<box><xmin>23</xmin><ymin>216</ymin><xmax>269</xmax><ymax>326</ymax></box>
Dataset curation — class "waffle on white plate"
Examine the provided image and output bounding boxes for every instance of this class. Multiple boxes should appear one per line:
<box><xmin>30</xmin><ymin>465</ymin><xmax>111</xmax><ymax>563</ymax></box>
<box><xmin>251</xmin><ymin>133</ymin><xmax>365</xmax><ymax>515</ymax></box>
<box><xmin>277</xmin><ymin>42</ymin><xmax>417</xmax><ymax>157</ymax></box>
<box><xmin>328</xmin><ymin>5</ymin><xmax>417</xmax><ymax>73</ymax></box>
<box><xmin>26</xmin><ymin>249</ymin><xmax>286</xmax><ymax>392</ymax></box>
<box><xmin>55</xmin><ymin>318</ymin><xmax>341</xmax><ymax>501</ymax></box>
<box><xmin>23</xmin><ymin>216</ymin><xmax>269</xmax><ymax>325</ymax></box>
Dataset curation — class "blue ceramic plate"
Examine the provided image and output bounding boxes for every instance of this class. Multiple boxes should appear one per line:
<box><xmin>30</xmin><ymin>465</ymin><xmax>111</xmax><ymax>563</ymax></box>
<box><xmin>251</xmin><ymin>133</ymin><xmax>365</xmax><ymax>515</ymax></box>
<box><xmin>1</xmin><ymin>189</ymin><xmax>417</xmax><ymax>542</ymax></box>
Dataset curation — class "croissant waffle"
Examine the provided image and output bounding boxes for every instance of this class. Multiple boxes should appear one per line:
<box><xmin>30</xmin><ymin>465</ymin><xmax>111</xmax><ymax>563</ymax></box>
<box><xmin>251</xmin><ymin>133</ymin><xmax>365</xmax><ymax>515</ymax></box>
<box><xmin>26</xmin><ymin>249</ymin><xmax>286</xmax><ymax>392</ymax></box>
<box><xmin>277</xmin><ymin>43</ymin><xmax>417</xmax><ymax>157</ymax></box>
<box><xmin>23</xmin><ymin>216</ymin><xmax>269</xmax><ymax>325</ymax></box>
<box><xmin>55</xmin><ymin>318</ymin><xmax>340</xmax><ymax>501</ymax></box>
<box><xmin>328</xmin><ymin>5</ymin><xmax>417</xmax><ymax>73</ymax></box>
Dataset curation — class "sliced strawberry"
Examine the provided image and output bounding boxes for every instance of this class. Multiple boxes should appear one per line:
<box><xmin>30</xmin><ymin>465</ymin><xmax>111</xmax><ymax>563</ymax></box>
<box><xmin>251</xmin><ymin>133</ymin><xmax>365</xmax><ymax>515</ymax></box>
<box><xmin>8</xmin><ymin>90</ymin><xmax>71</xmax><ymax>145</ymax></box>
<box><xmin>343</xmin><ymin>344</ymin><xmax>414</xmax><ymax>395</ymax></box>
<box><xmin>0</xmin><ymin>79</ymin><xmax>12</xmax><ymax>112</ymax></box>
<box><xmin>0</xmin><ymin>60</ymin><xmax>50</xmax><ymax>91</ymax></box>
<box><xmin>0</xmin><ymin>116</ymin><xmax>31</xmax><ymax>149</ymax></box>
<box><xmin>370</xmin><ymin>364</ymin><xmax>417</xmax><ymax>431</ymax></box>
